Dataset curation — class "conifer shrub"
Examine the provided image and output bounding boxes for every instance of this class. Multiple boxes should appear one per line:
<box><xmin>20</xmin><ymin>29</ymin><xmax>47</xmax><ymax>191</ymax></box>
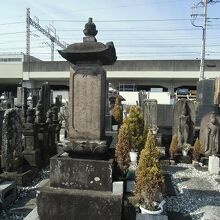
<box><xmin>193</xmin><ymin>138</ymin><xmax>201</xmax><ymax>161</ymax></box>
<box><xmin>115</xmin><ymin>123</ymin><xmax>130</xmax><ymax>175</ymax></box>
<box><xmin>169</xmin><ymin>134</ymin><xmax>178</xmax><ymax>159</ymax></box>
<box><xmin>135</xmin><ymin>130</ymin><xmax>164</xmax><ymax>210</ymax></box>
<box><xmin>125</xmin><ymin>106</ymin><xmax>144</xmax><ymax>151</ymax></box>
<box><xmin>112</xmin><ymin>96</ymin><xmax>123</xmax><ymax>126</ymax></box>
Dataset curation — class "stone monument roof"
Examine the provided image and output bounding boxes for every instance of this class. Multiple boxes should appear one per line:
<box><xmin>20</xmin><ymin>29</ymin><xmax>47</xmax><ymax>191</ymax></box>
<box><xmin>58</xmin><ymin>18</ymin><xmax>117</xmax><ymax>65</ymax></box>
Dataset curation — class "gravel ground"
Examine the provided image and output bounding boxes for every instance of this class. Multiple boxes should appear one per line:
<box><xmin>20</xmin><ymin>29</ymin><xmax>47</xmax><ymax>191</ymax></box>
<box><xmin>165</xmin><ymin>163</ymin><xmax>220</xmax><ymax>220</ymax></box>
<box><xmin>0</xmin><ymin>167</ymin><xmax>49</xmax><ymax>220</ymax></box>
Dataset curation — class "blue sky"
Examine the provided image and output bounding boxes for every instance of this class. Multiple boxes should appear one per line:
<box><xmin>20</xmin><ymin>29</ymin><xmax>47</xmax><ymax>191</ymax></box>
<box><xmin>0</xmin><ymin>0</ymin><xmax>220</xmax><ymax>60</ymax></box>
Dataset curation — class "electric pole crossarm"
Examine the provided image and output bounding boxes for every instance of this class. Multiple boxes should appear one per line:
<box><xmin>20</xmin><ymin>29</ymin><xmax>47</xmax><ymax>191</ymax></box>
<box><xmin>28</xmin><ymin>17</ymin><xmax>66</xmax><ymax>49</ymax></box>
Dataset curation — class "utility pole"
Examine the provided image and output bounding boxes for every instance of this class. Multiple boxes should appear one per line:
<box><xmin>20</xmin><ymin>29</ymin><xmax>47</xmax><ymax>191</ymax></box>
<box><xmin>199</xmin><ymin>0</ymin><xmax>208</xmax><ymax>81</ymax></box>
<box><xmin>191</xmin><ymin>0</ymin><xmax>219</xmax><ymax>80</ymax></box>
<box><xmin>26</xmin><ymin>8</ymin><xmax>30</xmax><ymax>58</ymax></box>
<box><xmin>26</xmin><ymin>8</ymin><xmax>67</xmax><ymax>61</ymax></box>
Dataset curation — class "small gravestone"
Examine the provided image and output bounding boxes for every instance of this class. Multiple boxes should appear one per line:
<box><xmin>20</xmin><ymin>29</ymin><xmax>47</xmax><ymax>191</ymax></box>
<box><xmin>1</xmin><ymin>108</ymin><xmax>23</xmax><ymax>172</ymax></box>
<box><xmin>22</xmin><ymin>108</ymin><xmax>41</xmax><ymax>167</ymax></box>
<box><xmin>16</xmin><ymin>87</ymin><xmax>28</xmax><ymax>107</ymax></box>
<box><xmin>200</xmin><ymin>112</ymin><xmax>220</xmax><ymax>156</ymax></box>
<box><xmin>39</xmin><ymin>82</ymin><xmax>51</xmax><ymax>119</ymax></box>
<box><xmin>0</xmin><ymin>109</ymin><xmax>5</xmax><ymax>149</ymax></box>
<box><xmin>139</xmin><ymin>90</ymin><xmax>148</xmax><ymax>111</ymax></box>
<box><xmin>196</xmin><ymin>79</ymin><xmax>218</xmax><ymax>126</ymax></box>
<box><xmin>143</xmin><ymin>99</ymin><xmax>157</xmax><ymax>132</ymax></box>
<box><xmin>208</xmin><ymin>155</ymin><xmax>219</xmax><ymax>174</ymax></box>
<box><xmin>173</xmin><ymin>99</ymin><xmax>195</xmax><ymax>147</ymax></box>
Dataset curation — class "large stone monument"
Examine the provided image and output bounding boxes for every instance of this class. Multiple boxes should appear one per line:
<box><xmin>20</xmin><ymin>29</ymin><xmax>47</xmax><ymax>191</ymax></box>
<box><xmin>200</xmin><ymin>112</ymin><xmax>220</xmax><ymax>156</ymax></box>
<box><xmin>173</xmin><ymin>99</ymin><xmax>195</xmax><ymax>147</ymax></box>
<box><xmin>37</xmin><ymin>18</ymin><xmax>122</xmax><ymax>220</ymax></box>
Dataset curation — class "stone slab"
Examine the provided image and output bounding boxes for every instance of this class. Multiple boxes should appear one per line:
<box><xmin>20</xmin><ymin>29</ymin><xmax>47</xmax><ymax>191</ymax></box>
<box><xmin>23</xmin><ymin>149</ymin><xmax>41</xmax><ymax>167</ymax></box>
<box><xmin>69</xmin><ymin>65</ymin><xmax>106</xmax><ymax>140</ymax></box>
<box><xmin>113</xmin><ymin>181</ymin><xmax>123</xmax><ymax>196</ymax></box>
<box><xmin>37</xmin><ymin>186</ymin><xmax>122</xmax><ymax>220</ymax></box>
<box><xmin>208</xmin><ymin>155</ymin><xmax>220</xmax><ymax>175</ymax></box>
<box><xmin>0</xmin><ymin>180</ymin><xmax>16</xmax><ymax>209</ymax></box>
<box><xmin>136</xmin><ymin>213</ymin><xmax>168</xmax><ymax>220</ymax></box>
<box><xmin>50</xmin><ymin>153</ymin><xmax>113</xmax><ymax>191</ymax></box>
<box><xmin>0</xmin><ymin>168</ymin><xmax>38</xmax><ymax>186</ymax></box>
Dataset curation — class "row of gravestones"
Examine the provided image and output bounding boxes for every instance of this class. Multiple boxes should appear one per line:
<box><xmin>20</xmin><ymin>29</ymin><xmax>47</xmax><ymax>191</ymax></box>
<box><xmin>139</xmin><ymin>91</ymin><xmax>220</xmax><ymax>158</ymax></box>
<box><xmin>0</xmin><ymin>82</ymin><xmax>62</xmax><ymax>183</ymax></box>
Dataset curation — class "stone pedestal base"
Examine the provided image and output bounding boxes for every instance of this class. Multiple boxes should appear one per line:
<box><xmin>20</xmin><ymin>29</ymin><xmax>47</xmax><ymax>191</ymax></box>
<box><xmin>0</xmin><ymin>168</ymin><xmax>38</xmax><ymax>186</ymax></box>
<box><xmin>37</xmin><ymin>185</ymin><xmax>122</xmax><ymax>220</ymax></box>
<box><xmin>50</xmin><ymin>153</ymin><xmax>113</xmax><ymax>191</ymax></box>
<box><xmin>23</xmin><ymin>149</ymin><xmax>41</xmax><ymax>167</ymax></box>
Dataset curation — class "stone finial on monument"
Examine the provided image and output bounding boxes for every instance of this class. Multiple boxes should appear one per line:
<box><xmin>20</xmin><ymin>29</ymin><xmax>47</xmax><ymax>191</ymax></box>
<box><xmin>173</xmin><ymin>99</ymin><xmax>195</xmax><ymax>148</ymax></box>
<box><xmin>200</xmin><ymin>112</ymin><xmax>220</xmax><ymax>156</ymax></box>
<box><xmin>58</xmin><ymin>17</ymin><xmax>117</xmax><ymax>155</ymax></box>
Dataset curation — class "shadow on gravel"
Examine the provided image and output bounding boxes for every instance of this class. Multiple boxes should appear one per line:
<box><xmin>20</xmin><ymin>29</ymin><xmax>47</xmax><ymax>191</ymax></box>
<box><xmin>167</xmin><ymin>211</ymin><xmax>192</xmax><ymax>220</ymax></box>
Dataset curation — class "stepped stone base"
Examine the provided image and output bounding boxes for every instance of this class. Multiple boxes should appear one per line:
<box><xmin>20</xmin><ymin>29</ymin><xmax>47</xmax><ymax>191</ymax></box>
<box><xmin>37</xmin><ymin>185</ymin><xmax>122</xmax><ymax>220</ymax></box>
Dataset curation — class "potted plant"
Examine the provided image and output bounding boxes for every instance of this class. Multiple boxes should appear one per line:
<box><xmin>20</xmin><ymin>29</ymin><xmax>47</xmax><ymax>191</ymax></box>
<box><xmin>115</xmin><ymin>123</ymin><xmax>130</xmax><ymax>176</ymax></box>
<box><xmin>182</xmin><ymin>143</ymin><xmax>191</xmax><ymax>156</ymax></box>
<box><xmin>192</xmin><ymin>138</ymin><xmax>201</xmax><ymax>167</ymax></box>
<box><xmin>112</xmin><ymin>96</ymin><xmax>123</xmax><ymax>130</ymax></box>
<box><xmin>135</xmin><ymin>129</ymin><xmax>165</xmax><ymax>215</ymax></box>
<box><xmin>169</xmin><ymin>134</ymin><xmax>178</xmax><ymax>160</ymax></box>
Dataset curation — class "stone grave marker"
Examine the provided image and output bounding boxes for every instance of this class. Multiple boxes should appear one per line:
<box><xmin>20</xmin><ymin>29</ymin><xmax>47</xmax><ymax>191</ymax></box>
<box><xmin>143</xmin><ymin>99</ymin><xmax>157</xmax><ymax>132</ymax></box>
<box><xmin>200</xmin><ymin>112</ymin><xmax>220</xmax><ymax>156</ymax></box>
<box><xmin>1</xmin><ymin>108</ymin><xmax>23</xmax><ymax>172</ymax></box>
<box><xmin>37</xmin><ymin>18</ymin><xmax>122</xmax><ymax>220</ymax></box>
<box><xmin>173</xmin><ymin>99</ymin><xmax>195</xmax><ymax>147</ymax></box>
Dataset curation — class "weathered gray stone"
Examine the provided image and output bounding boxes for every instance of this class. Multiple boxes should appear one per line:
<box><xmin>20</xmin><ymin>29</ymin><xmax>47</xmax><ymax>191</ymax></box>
<box><xmin>136</xmin><ymin>213</ymin><xmax>168</xmax><ymax>220</ymax></box>
<box><xmin>112</xmin><ymin>181</ymin><xmax>123</xmax><ymax>196</ymax></box>
<box><xmin>143</xmin><ymin>99</ymin><xmax>157</xmax><ymax>131</ymax></box>
<box><xmin>0</xmin><ymin>109</ymin><xmax>5</xmax><ymax>148</ymax></box>
<box><xmin>200</xmin><ymin>112</ymin><xmax>220</xmax><ymax>156</ymax></box>
<box><xmin>37</xmin><ymin>186</ymin><xmax>122</xmax><ymax>220</ymax></box>
<box><xmin>39</xmin><ymin>82</ymin><xmax>51</xmax><ymax>119</ymax></box>
<box><xmin>173</xmin><ymin>100</ymin><xmax>195</xmax><ymax>147</ymax></box>
<box><xmin>16</xmin><ymin>87</ymin><xmax>28</xmax><ymax>107</ymax></box>
<box><xmin>208</xmin><ymin>155</ymin><xmax>220</xmax><ymax>174</ymax></box>
<box><xmin>69</xmin><ymin>64</ymin><xmax>106</xmax><ymax>141</ymax></box>
<box><xmin>0</xmin><ymin>180</ymin><xmax>16</xmax><ymax>209</ymax></box>
<box><xmin>196</xmin><ymin>79</ymin><xmax>218</xmax><ymax>125</ymax></box>
<box><xmin>23</xmin><ymin>108</ymin><xmax>42</xmax><ymax>167</ymax></box>
<box><xmin>1</xmin><ymin>108</ymin><xmax>23</xmax><ymax>172</ymax></box>
<box><xmin>50</xmin><ymin>153</ymin><xmax>113</xmax><ymax>191</ymax></box>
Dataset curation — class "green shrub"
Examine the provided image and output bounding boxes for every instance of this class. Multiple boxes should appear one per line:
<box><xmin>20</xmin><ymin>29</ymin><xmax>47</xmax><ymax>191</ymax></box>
<box><xmin>115</xmin><ymin>123</ymin><xmax>130</xmax><ymax>174</ymax></box>
<box><xmin>169</xmin><ymin>134</ymin><xmax>178</xmax><ymax>159</ymax></box>
<box><xmin>193</xmin><ymin>138</ymin><xmax>201</xmax><ymax>161</ymax></box>
<box><xmin>135</xmin><ymin>130</ymin><xmax>164</xmax><ymax>210</ymax></box>
<box><xmin>125</xmin><ymin>106</ymin><xmax>144</xmax><ymax>151</ymax></box>
<box><xmin>112</xmin><ymin>96</ymin><xmax>123</xmax><ymax>125</ymax></box>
